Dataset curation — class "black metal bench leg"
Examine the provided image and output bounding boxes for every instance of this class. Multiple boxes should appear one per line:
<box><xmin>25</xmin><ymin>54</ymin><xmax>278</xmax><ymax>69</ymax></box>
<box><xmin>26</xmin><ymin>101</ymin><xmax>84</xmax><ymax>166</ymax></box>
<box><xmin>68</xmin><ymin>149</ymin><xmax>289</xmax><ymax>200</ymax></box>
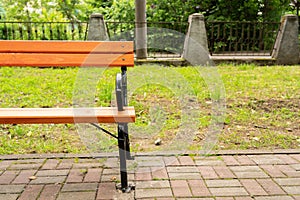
<box><xmin>120</xmin><ymin>67</ymin><xmax>133</xmax><ymax>160</ymax></box>
<box><xmin>116</xmin><ymin>124</ymin><xmax>135</xmax><ymax>192</ymax></box>
<box><xmin>118</xmin><ymin>124</ymin><xmax>128</xmax><ymax>191</ymax></box>
<box><xmin>123</xmin><ymin>123</ymin><xmax>134</xmax><ymax>160</ymax></box>
<box><xmin>116</xmin><ymin>67</ymin><xmax>135</xmax><ymax>192</ymax></box>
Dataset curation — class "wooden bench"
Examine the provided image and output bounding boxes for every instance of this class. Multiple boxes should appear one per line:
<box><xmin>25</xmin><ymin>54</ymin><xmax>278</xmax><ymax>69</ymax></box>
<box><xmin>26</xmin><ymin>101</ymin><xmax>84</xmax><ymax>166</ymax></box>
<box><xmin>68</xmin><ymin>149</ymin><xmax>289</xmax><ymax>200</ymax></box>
<box><xmin>0</xmin><ymin>40</ymin><xmax>135</xmax><ymax>192</ymax></box>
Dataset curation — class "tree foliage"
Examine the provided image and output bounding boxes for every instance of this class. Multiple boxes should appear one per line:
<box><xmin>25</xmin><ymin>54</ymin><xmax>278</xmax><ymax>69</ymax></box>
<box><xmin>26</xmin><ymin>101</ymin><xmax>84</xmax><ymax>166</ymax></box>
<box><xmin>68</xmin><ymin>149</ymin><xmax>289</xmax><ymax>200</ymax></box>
<box><xmin>0</xmin><ymin>0</ymin><xmax>294</xmax><ymax>22</ymax></box>
<box><xmin>147</xmin><ymin>0</ymin><xmax>291</xmax><ymax>22</ymax></box>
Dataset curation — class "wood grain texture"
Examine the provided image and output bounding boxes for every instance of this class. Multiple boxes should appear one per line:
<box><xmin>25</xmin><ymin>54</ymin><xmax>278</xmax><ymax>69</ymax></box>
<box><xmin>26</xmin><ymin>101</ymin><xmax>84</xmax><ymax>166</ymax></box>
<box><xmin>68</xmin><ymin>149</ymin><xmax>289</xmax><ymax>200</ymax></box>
<box><xmin>0</xmin><ymin>41</ymin><xmax>134</xmax><ymax>54</ymax></box>
<box><xmin>0</xmin><ymin>107</ymin><xmax>135</xmax><ymax>124</ymax></box>
<box><xmin>0</xmin><ymin>53</ymin><xmax>134</xmax><ymax>67</ymax></box>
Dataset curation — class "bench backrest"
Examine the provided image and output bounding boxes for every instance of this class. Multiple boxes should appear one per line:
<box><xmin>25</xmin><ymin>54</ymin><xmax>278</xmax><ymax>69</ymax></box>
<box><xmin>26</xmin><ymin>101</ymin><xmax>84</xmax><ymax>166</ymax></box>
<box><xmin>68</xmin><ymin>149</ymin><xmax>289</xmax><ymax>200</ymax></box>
<box><xmin>0</xmin><ymin>40</ymin><xmax>134</xmax><ymax>67</ymax></box>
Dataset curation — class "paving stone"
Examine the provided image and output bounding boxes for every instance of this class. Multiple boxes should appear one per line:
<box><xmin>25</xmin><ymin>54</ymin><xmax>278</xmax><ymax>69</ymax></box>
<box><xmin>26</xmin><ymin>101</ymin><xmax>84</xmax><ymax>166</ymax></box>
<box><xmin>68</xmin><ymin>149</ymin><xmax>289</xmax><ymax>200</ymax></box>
<box><xmin>62</xmin><ymin>183</ymin><xmax>98</xmax><ymax>192</ymax></box>
<box><xmin>76</xmin><ymin>158</ymin><xmax>98</xmax><ymax>163</ymax></box>
<box><xmin>0</xmin><ymin>161</ymin><xmax>13</xmax><ymax>170</ymax></box>
<box><xmin>291</xmin><ymin>155</ymin><xmax>300</xmax><ymax>162</ymax></box>
<box><xmin>254</xmin><ymin>196</ymin><xmax>294</xmax><ymax>200</ymax></box>
<box><xmin>136</xmin><ymin>157</ymin><xmax>165</xmax><ymax>167</ymax></box>
<box><xmin>0</xmin><ymin>184</ymin><xmax>25</xmax><ymax>193</ymax></box>
<box><xmin>230</xmin><ymin>166</ymin><xmax>261</xmax><ymax>172</ymax></box>
<box><xmin>36</xmin><ymin>169</ymin><xmax>69</xmax><ymax>176</ymax></box>
<box><xmin>0</xmin><ymin>194</ymin><xmax>19</xmax><ymax>200</ymax></box>
<box><xmin>66</xmin><ymin>169</ymin><xmax>84</xmax><ymax>183</ymax></box>
<box><xmin>0</xmin><ymin>170</ymin><xmax>19</xmax><ymax>184</ymax></box>
<box><xmin>169</xmin><ymin>172</ymin><xmax>201</xmax><ymax>180</ymax></box>
<box><xmin>178</xmin><ymin>156</ymin><xmax>195</xmax><ymax>165</ymax></box>
<box><xmin>282</xmin><ymin>186</ymin><xmax>300</xmax><ymax>194</ymax></box>
<box><xmin>230</xmin><ymin>166</ymin><xmax>268</xmax><ymax>178</ymax></box>
<box><xmin>195</xmin><ymin>158</ymin><xmax>225</xmax><ymax>166</ymax></box>
<box><xmin>12</xmin><ymin>170</ymin><xmax>36</xmax><ymax>184</ymax></box>
<box><xmin>291</xmin><ymin>164</ymin><xmax>300</xmax><ymax>171</ymax></box>
<box><xmin>213</xmin><ymin>166</ymin><xmax>236</xmax><ymax>178</ymax></box>
<box><xmin>260</xmin><ymin>165</ymin><xmax>286</xmax><ymax>178</ymax></box>
<box><xmin>14</xmin><ymin>159</ymin><xmax>45</xmax><ymax>164</ymax></box>
<box><xmin>9</xmin><ymin>163</ymin><xmax>42</xmax><ymax>170</ymax></box>
<box><xmin>276</xmin><ymin>155</ymin><xmax>299</xmax><ymax>164</ymax></box>
<box><xmin>209</xmin><ymin>187</ymin><xmax>248</xmax><ymax>196</ymax></box>
<box><xmin>41</xmin><ymin>159</ymin><xmax>60</xmax><ymax>170</ymax></box>
<box><xmin>293</xmin><ymin>195</ymin><xmax>300</xmax><ymax>200</ymax></box>
<box><xmin>39</xmin><ymin>184</ymin><xmax>62</xmax><ymax>200</ymax></box>
<box><xmin>57</xmin><ymin>159</ymin><xmax>74</xmax><ymax>169</ymax></box>
<box><xmin>72</xmin><ymin>162</ymin><xmax>103</xmax><ymax>169</ymax></box>
<box><xmin>96</xmin><ymin>182</ymin><xmax>120</xmax><ymax>199</ymax></box>
<box><xmin>234</xmin><ymin>155</ymin><xmax>256</xmax><ymax>165</ymax></box>
<box><xmin>249</xmin><ymin>155</ymin><xmax>285</xmax><ymax>165</ymax></box>
<box><xmin>83</xmin><ymin>168</ymin><xmax>102</xmax><ymax>182</ymax></box>
<box><xmin>163</xmin><ymin>157</ymin><xmax>180</xmax><ymax>166</ymax></box>
<box><xmin>151</xmin><ymin>167</ymin><xmax>169</xmax><ymax>179</ymax></box>
<box><xmin>57</xmin><ymin>191</ymin><xmax>96</xmax><ymax>200</ymax></box>
<box><xmin>171</xmin><ymin>180</ymin><xmax>192</xmax><ymax>197</ymax></box>
<box><xmin>257</xmin><ymin>179</ymin><xmax>286</xmax><ymax>195</ymax></box>
<box><xmin>102</xmin><ymin>168</ymin><xmax>119</xmax><ymax>175</ymax></box>
<box><xmin>188</xmin><ymin>179</ymin><xmax>211</xmax><ymax>196</ymax></box>
<box><xmin>198</xmin><ymin>166</ymin><xmax>218</xmax><ymax>179</ymax></box>
<box><xmin>240</xmin><ymin>179</ymin><xmax>267</xmax><ymax>196</ymax></box>
<box><xmin>221</xmin><ymin>155</ymin><xmax>240</xmax><ymax>166</ymax></box>
<box><xmin>101</xmin><ymin>174</ymin><xmax>120</xmax><ymax>182</ymax></box>
<box><xmin>205</xmin><ymin>179</ymin><xmax>241</xmax><ymax>187</ymax></box>
<box><xmin>135</xmin><ymin>168</ymin><xmax>152</xmax><ymax>181</ymax></box>
<box><xmin>135</xmin><ymin>188</ymin><xmax>173</xmax><ymax>199</ymax></box>
<box><xmin>277</xmin><ymin>165</ymin><xmax>300</xmax><ymax>177</ymax></box>
<box><xmin>30</xmin><ymin>176</ymin><xmax>66</xmax><ymax>184</ymax></box>
<box><xmin>103</xmin><ymin>157</ymin><xmax>119</xmax><ymax>168</ymax></box>
<box><xmin>1</xmin><ymin>152</ymin><xmax>300</xmax><ymax>199</ymax></box>
<box><xmin>18</xmin><ymin>185</ymin><xmax>43</xmax><ymax>200</ymax></box>
<box><xmin>135</xmin><ymin>180</ymin><xmax>170</xmax><ymax>189</ymax></box>
<box><xmin>167</xmin><ymin>166</ymin><xmax>199</xmax><ymax>173</ymax></box>
<box><xmin>176</xmin><ymin>198</ymin><xmax>213</xmax><ymax>200</ymax></box>
<box><xmin>274</xmin><ymin>178</ymin><xmax>300</xmax><ymax>186</ymax></box>
<box><xmin>235</xmin><ymin>197</ymin><xmax>253</xmax><ymax>200</ymax></box>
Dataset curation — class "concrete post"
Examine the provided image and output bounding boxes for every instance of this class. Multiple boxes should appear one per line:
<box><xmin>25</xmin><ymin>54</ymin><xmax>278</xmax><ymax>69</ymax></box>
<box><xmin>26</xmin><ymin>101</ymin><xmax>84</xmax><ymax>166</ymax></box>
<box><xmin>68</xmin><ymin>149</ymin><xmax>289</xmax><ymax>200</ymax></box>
<box><xmin>87</xmin><ymin>13</ymin><xmax>109</xmax><ymax>41</ymax></box>
<box><xmin>135</xmin><ymin>0</ymin><xmax>147</xmax><ymax>59</ymax></box>
<box><xmin>183</xmin><ymin>13</ymin><xmax>212</xmax><ymax>66</ymax></box>
<box><xmin>272</xmin><ymin>14</ymin><xmax>299</xmax><ymax>64</ymax></box>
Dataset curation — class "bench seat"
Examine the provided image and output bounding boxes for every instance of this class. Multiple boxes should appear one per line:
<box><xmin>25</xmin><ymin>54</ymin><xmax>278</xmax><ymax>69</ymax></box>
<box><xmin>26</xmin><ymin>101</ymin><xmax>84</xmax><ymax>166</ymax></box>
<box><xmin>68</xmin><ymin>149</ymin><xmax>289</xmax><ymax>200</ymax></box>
<box><xmin>0</xmin><ymin>107</ymin><xmax>135</xmax><ymax>124</ymax></box>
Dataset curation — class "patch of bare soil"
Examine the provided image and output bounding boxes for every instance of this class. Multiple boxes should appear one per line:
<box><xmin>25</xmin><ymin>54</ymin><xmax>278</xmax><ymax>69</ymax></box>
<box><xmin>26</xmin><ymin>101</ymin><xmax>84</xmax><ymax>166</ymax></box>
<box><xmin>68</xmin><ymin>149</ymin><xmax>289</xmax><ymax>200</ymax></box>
<box><xmin>217</xmin><ymin>98</ymin><xmax>300</xmax><ymax>149</ymax></box>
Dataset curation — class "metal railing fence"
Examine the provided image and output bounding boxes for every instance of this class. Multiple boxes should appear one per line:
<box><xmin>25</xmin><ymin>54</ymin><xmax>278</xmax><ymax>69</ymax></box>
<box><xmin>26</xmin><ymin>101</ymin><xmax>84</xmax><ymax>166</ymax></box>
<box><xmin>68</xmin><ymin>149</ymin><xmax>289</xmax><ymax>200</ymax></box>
<box><xmin>206</xmin><ymin>21</ymin><xmax>281</xmax><ymax>56</ymax></box>
<box><xmin>0</xmin><ymin>20</ymin><xmax>281</xmax><ymax>57</ymax></box>
<box><xmin>0</xmin><ymin>21</ymin><xmax>88</xmax><ymax>40</ymax></box>
<box><xmin>105</xmin><ymin>21</ymin><xmax>188</xmax><ymax>58</ymax></box>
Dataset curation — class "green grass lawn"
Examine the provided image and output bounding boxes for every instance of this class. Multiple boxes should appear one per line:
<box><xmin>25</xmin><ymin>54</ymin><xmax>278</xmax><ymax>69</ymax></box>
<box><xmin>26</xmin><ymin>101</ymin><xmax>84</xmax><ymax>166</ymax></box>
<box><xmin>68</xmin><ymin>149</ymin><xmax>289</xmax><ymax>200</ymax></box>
<box><xmin>0</xmin><ymin>64</ymin><xmax>299</xmax><ymax>154</ymax></box>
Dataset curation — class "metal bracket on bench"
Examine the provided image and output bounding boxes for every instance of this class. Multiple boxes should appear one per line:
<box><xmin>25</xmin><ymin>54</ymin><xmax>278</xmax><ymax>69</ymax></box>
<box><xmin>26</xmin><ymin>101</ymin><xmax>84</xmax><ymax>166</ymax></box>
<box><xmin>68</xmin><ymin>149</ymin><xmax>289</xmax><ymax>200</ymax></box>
<box><xmin>116</xmin><ymin>73</ymin><xmax>124</xmax><ymax>111</ymax></box>
<box><xmin>90</xmin><ymin>123</ymin><xmax>117</xmax><ymax>139</ymax></box>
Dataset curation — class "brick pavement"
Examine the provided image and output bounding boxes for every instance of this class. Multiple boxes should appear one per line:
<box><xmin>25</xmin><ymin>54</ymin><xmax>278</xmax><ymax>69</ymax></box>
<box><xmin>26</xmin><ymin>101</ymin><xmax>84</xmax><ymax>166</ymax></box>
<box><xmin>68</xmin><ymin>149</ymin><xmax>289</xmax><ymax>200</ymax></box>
<box><xmin>0</xmin><ymin>150</ymin><xmax>299</xmax><ymax>199</ymax></box>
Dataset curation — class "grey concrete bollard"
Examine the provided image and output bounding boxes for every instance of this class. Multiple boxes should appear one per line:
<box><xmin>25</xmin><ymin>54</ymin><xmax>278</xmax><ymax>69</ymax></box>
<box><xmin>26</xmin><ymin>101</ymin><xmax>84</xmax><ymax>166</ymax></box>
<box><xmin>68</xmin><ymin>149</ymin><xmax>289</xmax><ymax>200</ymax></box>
<box><xmin>87</xmin><ymin>13</ymin><xmax>109</xmax><ymax>41</ymax></box>
<box><xmin>183</xmin><ymin>13</ymin><xmax>213</xmax><ymax>66</ymax></box>
<box><xmin>272</xmin><ymin>14</ymin><xmax>299</xmax><ymax>65</ymax></box>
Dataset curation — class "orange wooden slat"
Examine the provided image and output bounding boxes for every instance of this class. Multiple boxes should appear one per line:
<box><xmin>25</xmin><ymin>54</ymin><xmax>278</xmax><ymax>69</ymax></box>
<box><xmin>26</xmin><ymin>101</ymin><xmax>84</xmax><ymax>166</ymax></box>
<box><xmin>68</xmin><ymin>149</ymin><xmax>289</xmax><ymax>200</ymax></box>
<box><xmin>0</xmin><ymin>53</ymin><xmax>134</xmax><ymax>67</ymax></box>
<box><xmin>0</xmin><ymin>41</ymin><xmax>134</xmax><ymax>54</ymax></box>
<box><xmin>0</xmin><ymin>107</ymin><xmax>135</xmax><ymax>124</ymax></box>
